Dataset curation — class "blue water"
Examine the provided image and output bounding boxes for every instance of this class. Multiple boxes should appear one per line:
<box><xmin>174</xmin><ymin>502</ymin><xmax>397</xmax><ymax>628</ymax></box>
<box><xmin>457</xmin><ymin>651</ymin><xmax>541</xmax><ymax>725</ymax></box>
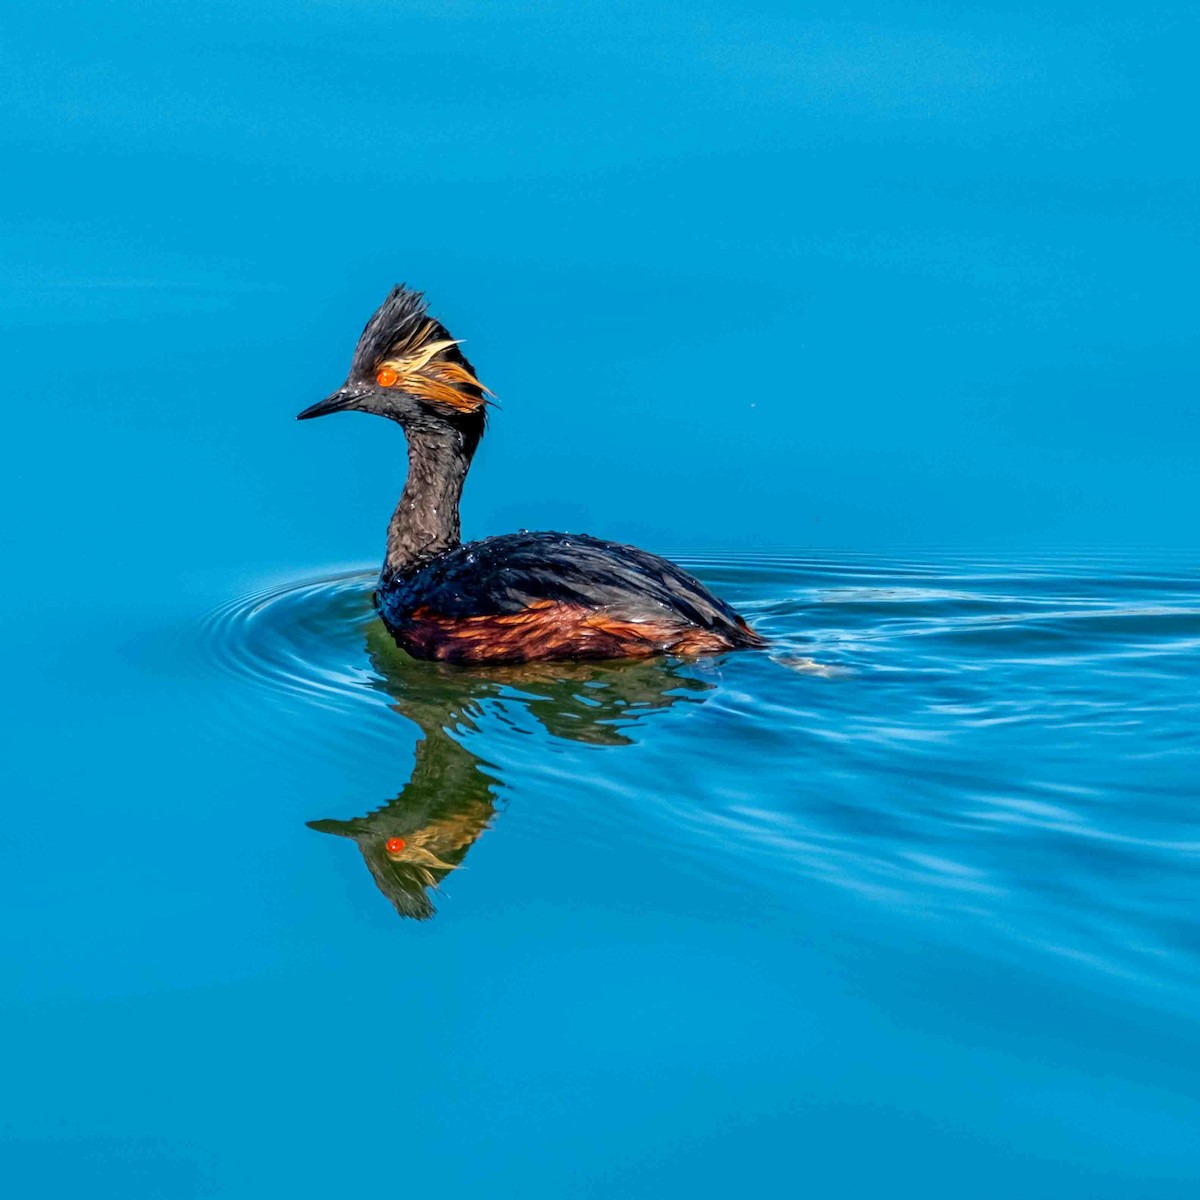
<box><xmin>6</xmin><ymin>1</ymin><xmax>1200</xmax><ymax>1193</ymax></box>
<box><xmin>199</xmin><ymin>554</ymin><xmax>1200</xmax><ymax>1009</ymax></box>
<box><xmin>8</xmin><ymin>548</ymin><xmax>1199</xmax><ymax>1196</ymax></box>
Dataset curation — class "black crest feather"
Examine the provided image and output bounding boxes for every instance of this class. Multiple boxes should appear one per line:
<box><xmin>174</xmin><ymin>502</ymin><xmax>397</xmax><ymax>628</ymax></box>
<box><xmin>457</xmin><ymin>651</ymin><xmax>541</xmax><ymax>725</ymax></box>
<box><xmin>349</xmin><ymin>285</ymin><xmax>444</xmax><ymax>374</ymax></box>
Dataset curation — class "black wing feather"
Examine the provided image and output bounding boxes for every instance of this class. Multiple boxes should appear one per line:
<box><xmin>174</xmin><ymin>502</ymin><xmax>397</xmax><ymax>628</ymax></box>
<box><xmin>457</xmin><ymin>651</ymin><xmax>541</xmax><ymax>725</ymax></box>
<box><xmin>380</xmin><ymin>532</ymin><xmax>749</xmax><ymax>636</ymax></box>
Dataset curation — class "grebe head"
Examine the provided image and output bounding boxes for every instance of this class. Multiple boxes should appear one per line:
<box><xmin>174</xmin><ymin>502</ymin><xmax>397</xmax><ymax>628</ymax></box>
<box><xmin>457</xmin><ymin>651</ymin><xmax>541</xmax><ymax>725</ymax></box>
<box><xmin>296</xmin><ymin>285</ymin><xmax>490</xmax><ymax>431</ymax></box>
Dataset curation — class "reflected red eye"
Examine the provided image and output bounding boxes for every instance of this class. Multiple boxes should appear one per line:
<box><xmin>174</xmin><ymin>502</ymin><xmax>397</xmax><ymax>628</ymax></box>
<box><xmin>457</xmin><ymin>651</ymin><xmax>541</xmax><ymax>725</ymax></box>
<box><xmin>385</xmin><ymin>837</ymin><xmax>406</xmax><ymax>854</ymax></box>
<box><xmin>376</xmin><ymin>367</ymin><xmax>399</xmax><ymax>387</ymax></box>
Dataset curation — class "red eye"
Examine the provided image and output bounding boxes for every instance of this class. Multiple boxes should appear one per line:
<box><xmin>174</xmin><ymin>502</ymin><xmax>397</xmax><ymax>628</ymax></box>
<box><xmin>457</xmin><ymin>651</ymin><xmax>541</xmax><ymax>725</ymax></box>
<box><xmin>376</xmin><ymin>366</ymin><xmax>399</xmax><ymax>387</ymax></box>
<box><xmin>385</xmin><ymin>837</ymin><xmax>406</xmax><ymax>854</ymax></box>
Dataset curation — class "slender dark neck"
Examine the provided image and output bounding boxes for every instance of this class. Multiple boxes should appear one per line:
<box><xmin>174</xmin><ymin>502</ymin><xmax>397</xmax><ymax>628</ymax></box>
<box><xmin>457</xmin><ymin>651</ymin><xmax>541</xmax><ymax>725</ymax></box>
<box><xmin>383</xmin><ymin>423</ymin><xmax>475</xmax><ymax>579</ymax></box>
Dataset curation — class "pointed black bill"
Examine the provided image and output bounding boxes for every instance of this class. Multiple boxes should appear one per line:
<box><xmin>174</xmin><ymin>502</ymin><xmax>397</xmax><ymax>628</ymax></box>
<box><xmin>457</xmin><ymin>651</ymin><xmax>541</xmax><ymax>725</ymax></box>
<box><xmin>296</xmin><ymin>387</ymin><xmax>364</xmax><ymax>420</ymax></box>
<box><xmin>306</xmin><ymin>818</ymin><xmax>357</xmax><ymax>837</ymax></box>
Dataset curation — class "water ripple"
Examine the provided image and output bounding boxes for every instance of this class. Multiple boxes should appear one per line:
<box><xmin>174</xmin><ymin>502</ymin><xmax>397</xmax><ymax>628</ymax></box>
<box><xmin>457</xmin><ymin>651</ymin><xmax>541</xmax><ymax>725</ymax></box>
<box><xmin>200</xmin><ymin>552</ymin><xmax>1200</xmax><ymax>1005</ymax></box>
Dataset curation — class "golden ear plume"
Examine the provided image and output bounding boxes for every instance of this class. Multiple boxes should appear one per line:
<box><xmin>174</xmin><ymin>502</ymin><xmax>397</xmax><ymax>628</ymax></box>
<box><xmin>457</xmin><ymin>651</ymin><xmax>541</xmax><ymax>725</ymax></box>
<box><xmin>377</xmin><ymin>321</ymin><xmax>492</xmax><ymax>414</ymax></box>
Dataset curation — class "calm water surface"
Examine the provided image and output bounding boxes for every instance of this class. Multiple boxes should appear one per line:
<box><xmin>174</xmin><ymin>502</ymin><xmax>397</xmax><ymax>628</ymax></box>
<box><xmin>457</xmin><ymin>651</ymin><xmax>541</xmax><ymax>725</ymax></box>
<box><xmin>7</xmin><ymin>551</ymin><xmax>1200</xmax><ymax>1196</ymax></box>
<box><xmin>7</xmin><ymin>2</ymin><xmax>1199</xmax><ymax>1188</ymax></box>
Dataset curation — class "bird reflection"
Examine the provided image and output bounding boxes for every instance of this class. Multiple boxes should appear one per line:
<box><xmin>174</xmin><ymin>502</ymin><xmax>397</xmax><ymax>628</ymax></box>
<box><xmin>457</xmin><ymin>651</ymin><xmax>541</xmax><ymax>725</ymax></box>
<box><xmin>308</xmin><ymin>621</ymin><xmax>714</xmax><ymax>919</ymax></box>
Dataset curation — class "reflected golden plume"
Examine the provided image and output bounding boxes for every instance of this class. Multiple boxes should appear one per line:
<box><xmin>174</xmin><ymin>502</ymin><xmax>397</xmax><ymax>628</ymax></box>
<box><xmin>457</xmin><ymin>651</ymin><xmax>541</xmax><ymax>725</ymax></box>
<box><xmin>308</xmin><ymin>626</ymin><xmax>713</xmax><ymax>919</ymax></box>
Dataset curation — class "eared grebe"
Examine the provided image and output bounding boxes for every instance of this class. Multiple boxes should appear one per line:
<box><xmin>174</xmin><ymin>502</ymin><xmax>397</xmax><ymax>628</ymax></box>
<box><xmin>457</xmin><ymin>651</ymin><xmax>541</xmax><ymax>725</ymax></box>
<box><xmin>298</xmin><ymin>286</ymin><xmax>764</xmax><ymax>664</ymax></box>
